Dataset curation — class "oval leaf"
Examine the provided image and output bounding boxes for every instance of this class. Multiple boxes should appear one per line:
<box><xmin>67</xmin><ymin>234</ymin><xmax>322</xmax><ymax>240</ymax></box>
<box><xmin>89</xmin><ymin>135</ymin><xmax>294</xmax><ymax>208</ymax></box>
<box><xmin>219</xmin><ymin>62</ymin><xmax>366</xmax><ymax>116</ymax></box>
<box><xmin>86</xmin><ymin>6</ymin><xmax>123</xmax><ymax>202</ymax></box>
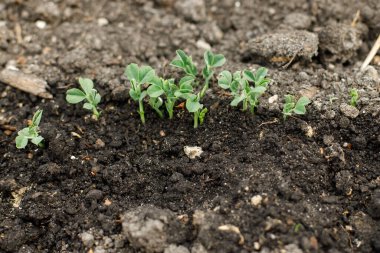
<box><xmin>79</xmin><ymin>78</ymin><xmax>94</xmax><ymax>95</ymax></box>
<box><xmin>66</xmin><ymin>88</ymin><xmax>86</xmax><ymax>104</ymax></box>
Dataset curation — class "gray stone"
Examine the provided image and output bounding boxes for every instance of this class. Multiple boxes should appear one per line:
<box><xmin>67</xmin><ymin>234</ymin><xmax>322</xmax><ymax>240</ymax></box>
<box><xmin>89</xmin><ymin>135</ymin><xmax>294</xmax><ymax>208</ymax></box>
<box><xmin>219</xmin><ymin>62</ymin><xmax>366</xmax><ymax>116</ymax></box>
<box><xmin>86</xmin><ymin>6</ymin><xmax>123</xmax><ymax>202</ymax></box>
<box><xmin>340</xmin><ymin>103</ymin><xmax>359</xmax><ymax>118</ymax></box>
<box><xmin>79</xmin><ymin>232</ymin><xmax>95</xmax><ymax>247</ymax></box>
<box><xmin>175</xmin><ymin>0</ymin><xmax>206</xmax><ymax>23</ymax></box>
<box><xmin>284</xmin><ymin>244</ymin><xmax>304</xmax><ymax>253</ymax></box>
<box><xmin>284</xmin><ymin>13</ymin><xmax>312</xmax><ymax>30</ymax></box>
<box><xmin>319</xmin><ymin>23</ymin><xmax>362</xmax><ymax>63</ymax></box>
<box><xmin>85</xmin><ymin>189</ymin><xmax>104</xmax><ymax>200</ymax></box>
<box><xmin>121</xmin><ymin>206</ymin><xmax>179</xmax><ymax>253</ymax></box>
<box><xmin>244</xmin><ymin>30</ymin><xmax>318</xmax><ymax>65</ymax></box>
<box><xmin>356</xmin><ymin>66</ymin><xmax>380</xmax><ymax>90</ymax></box>
<box><xmin>164</xmin><ymin>244</ymin><xmax>190</xmax><ymax>253</ymax></box>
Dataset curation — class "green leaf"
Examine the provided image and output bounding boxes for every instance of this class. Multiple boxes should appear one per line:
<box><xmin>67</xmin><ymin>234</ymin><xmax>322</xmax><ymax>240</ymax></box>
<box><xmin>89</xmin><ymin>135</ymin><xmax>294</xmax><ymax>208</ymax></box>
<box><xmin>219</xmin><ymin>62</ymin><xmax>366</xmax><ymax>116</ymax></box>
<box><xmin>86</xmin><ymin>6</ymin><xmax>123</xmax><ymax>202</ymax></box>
<box><xmin>139</xmin><ymin>91</ymin><xmax>147</xmax><ymax>101</ymax></box>
<box><xmin>218</xmin><ymin>71</ymin><xmax>232</xmax><ymax>89</ymax></box>
<box><xmin>243</xmin><ymin>70</ymin><xmax>255</xmax><ymax>82</ymax></box>
<box><xmin>129</xmin><ymin>89</ymin><xmax>140</xmax><ymax>101</ymax></box>
<box><xmin>66</xmin><ymin>88</ymin><xmax>86</xmax><ymax>104</ymax></box>
<box><xmin>204</xmin><ymin>51</ymin><xmax>226</xmax><ymax>68</ymax></box>
<box><xmin>250</xmin><ymin>86</ymin><xmax>266</xmax><ymax>95</ymax></box>
<box><xmin>179</xmin><ymin>76</ymin><xmax>194</xmax><ymax>87</ymax></box>
<box><xmin>139</xmin><ymin>66</ymin><xmax>155</xmax><ymax>84</ymax></box>
<box><xmin>94</xmin><ymin>93</ymin><xmax>101</xmax><ymax>105</ymax></box>
<box><xmin>294</xmin><ymin>96</ymin><xmax>310</xmax><ymax>115</ymax></box>
<box><xmin>125</xmin><ymin>63</ymin><xmax>139</xmax><ymax>81</ymax></box>
<box><xmin>31</xmin><ymin>136</ymin><xmax>43</xmax><ymax>145</ymax></box>
<box><xmin>231</xmin><ymin>95</ymin><xmax>245</xmax><ymax>106</ymax></box>
<box><xmin>186</xmin><ymin>99</ymin><xmax>203</xmax><ymax>113</ymax></box>
<box><xmin>147</xmin><ymin>84</ymin><xmax>164</xmax><ymax>97</ymax></box>
<box><xmin>199</xmin><ymin>108</ymin><xmax>208</xmax><ymax>125</ymax></box>
<box><xmin>79</xmin><ymin>78</ymin><xmax>94</xmax><ymax>95</ymax></box>
<box><xmin>170</xmin><ymin>59</ymin><xmax>184</xmax><ymax>69</ymax></box>
<box><xmin>177</xmin><ymin>50</ymin><xmax>189</xmax><ymax>64</ymax></box>
<box><xmin>32</xmin><ymin>110</ymin><xmax>43</xmax><ymax>126</ymax></box>
<box><xmin>284</xmin><ymin>95</ymin><xmax>294</xmax><ymax>104</ymax></box>
<box><xmin>149</xmin><ymin>97</ymin><xmax>163</xmax><ymax>108</ymax></box>
<box><xmin>83</xmin><ymin>102</ymin><xmax>93</xmax><ymax>110</ymax></box>
<box><xmin>296</xmin><ymin>96</ymin><xmax>311</xmax><ymax>107</ymax></box>
<box><xmin>16</xmin><ymin>135</ymin><xmax>28</xmax><ymax>149</ymax></box>
<box><xmin>255</xmin><ymin>67</ymin><xmax>268</xmax><ymax>83</ymax></box>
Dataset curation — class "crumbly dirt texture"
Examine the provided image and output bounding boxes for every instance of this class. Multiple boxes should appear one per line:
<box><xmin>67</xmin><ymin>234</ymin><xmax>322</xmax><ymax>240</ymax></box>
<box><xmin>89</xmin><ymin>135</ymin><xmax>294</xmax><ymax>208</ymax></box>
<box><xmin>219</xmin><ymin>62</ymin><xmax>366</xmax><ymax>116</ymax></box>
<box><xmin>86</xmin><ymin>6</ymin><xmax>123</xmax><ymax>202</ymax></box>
<box><xmin>1</xmin><ymin>1</ymin><xmax>380</xmax><ymax>253</ymax></box>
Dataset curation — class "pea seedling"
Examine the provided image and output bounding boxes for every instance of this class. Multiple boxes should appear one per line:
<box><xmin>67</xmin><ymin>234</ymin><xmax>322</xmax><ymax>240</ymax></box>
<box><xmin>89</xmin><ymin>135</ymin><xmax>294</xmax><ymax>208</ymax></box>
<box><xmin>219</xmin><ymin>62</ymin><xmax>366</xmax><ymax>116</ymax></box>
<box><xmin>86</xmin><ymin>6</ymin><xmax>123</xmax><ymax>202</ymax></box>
<box><xmin>171</xmin><ymin>50</ymin><xmax>225</xmax><ymax>98</ymax></box>
<box><xmin>170</xmin><ymin>49</ymin><xmax>197</xmax><ymax>78</ymax></box>
<box><xmin>174</xmin><ymin>79</ymin><xmax>207</xmax><ymax>128</ymax></box>
<box><xmin>201</xmin><ymin>50</ymin><xmax>226</xmax><ymax>97</ymax></box>
<box><xmin>147</xmin><ymin>76</ymin><xmax>194</xmax><ymax>119</ymax></box>
<box><xmin>282</xmin><ymin>95</ymin><xmax>311</xmax><ymax>120</ymax></box>
<box><xmin>66</xmin><ymin>78</ymin><xmax>101</xmax><ymax>119</ymax></box>
<box><xmin>125</xmin><ymin>63</ymin><xmax>155</xmax><ymax>124</ymax></box>
<box><xmin>218</xmin><ymin>67</ymin><xmax>270</xmax><ymax>113</ymax></box>
<box><xmin>16</xmin><ymin>110</ymin><xmax>44</xmax><ymax>149</ymax></box>
<box><xmin>349</xmin><ymin>88</ymin><xmax>359</xmax><ymax>107</ymax></box>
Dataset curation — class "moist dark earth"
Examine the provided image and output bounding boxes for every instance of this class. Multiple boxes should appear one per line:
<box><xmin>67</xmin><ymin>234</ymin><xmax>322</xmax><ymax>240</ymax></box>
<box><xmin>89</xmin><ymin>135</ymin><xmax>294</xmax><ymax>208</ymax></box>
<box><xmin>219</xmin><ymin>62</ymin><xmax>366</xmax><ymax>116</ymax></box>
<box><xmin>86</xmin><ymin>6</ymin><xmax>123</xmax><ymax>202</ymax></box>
<box><xmin>1</xmin><ymin>0</ymin><xmax>380</xmax><ymax>252</ymax></box>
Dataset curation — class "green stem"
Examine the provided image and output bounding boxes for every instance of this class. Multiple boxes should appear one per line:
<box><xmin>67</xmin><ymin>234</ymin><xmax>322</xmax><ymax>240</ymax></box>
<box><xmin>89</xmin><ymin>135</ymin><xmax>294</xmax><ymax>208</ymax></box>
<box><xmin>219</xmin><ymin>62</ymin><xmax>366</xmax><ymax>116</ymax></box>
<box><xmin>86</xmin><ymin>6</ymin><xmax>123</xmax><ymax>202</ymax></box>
<box><xmin>243</xmin><ymin>99</ymin><xmax>248</xmax><ymax>111</ymax></box>
<box><xmin>92</xmin><ymin>106</ymin><xmax>100</xmax><ymax>120</ymax></box>
<box><xmin>167</xmin><ymin>101</ymin><xmax>174</xmax><ymax>119</ymax></box>
<box><xmin>139</xmin><ymin>100</ymin><xmax>145</xmax><ymax>124</ymax></box>
<box><xmin>200</xmin><ymin>79</ymin><xmax>209</xmax><ymax>99</ymax></box>
<box><xmin>194</xmin><ymin>111</ymin><xmax>199</xmax><ymax>128</ymax></box>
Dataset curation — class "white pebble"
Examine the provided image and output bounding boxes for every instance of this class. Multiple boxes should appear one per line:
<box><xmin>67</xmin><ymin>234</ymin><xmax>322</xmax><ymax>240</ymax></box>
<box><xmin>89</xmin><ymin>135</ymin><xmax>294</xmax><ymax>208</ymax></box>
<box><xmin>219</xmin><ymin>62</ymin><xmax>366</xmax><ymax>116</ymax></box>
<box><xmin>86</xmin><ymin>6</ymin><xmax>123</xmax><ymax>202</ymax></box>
<box><xmin>35</xmin><ymin>20</ymin><xmax>47</xmax><ymax>29</ymax></box>
<box><xmin>97</xmin><ymin>18</ymin><xmax>109</xmax><ymax>27</ymax></box>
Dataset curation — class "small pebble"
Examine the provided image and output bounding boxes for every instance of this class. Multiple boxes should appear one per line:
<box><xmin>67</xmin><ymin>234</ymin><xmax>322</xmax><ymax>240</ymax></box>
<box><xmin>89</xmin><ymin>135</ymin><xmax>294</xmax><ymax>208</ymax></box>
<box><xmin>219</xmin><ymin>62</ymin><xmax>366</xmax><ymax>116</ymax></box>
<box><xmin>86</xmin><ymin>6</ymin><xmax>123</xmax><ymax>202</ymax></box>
<box><xmin>35</xmin><ymin>20</ymin><xmax>47</xmax><ymax>29</ymax></box>
<box><xmin>251</xmin><ymin>195</ymin><xmax>263</xmax><ymax>206</ymax></box>
<box><xmin>79</xmin><ymin>232</ymin><xmax>94</xmax><ymax>247</ymax></box>
<box><xmin>97</xmin><ymin>18</ymin><xmax>109</xmax><ymax>26</ymax></box>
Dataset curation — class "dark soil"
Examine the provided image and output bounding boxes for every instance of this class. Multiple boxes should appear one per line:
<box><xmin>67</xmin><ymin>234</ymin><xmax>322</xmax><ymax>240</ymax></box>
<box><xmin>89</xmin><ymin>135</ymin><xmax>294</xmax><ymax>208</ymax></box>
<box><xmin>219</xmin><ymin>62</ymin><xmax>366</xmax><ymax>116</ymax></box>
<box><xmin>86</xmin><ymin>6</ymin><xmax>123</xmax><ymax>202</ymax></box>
<box><xmin>1</xmin><ymin>0</ymin><xmax>380</xmax><ymax>253</ymax></box>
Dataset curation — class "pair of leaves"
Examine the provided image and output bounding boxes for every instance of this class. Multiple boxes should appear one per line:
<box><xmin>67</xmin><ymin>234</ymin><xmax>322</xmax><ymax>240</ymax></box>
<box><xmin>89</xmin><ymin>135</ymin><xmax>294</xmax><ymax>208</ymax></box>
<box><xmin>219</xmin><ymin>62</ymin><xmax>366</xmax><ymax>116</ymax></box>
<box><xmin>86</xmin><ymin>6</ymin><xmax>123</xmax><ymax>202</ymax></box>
<box><xmin>16</xmin><ymin>110</ymin><xmax>44</xmax><ymax>149</ymax></box>
<box><xmin>349</xmin><ymin>88</ymin><xmax>359</xmax><ymax>107</ymax></box>
<box><xmin>170</xmin><ymin>50</ymin><xmax>197</xmax><ymax>77</ymax></box>
<box><xmin>125</xmin><ymin>64</ymin><xmax>155</xmax><ymax>85</ymax></box>
<box><xmin>243</xmin><ymin>67</ymin><xmax>269</xmax><ymax>86</ymax></box>
<box><xmin>204</xmin><ymin>51</ymin><xmax>226</xmax><ymax>69</ymax></box>
<box><xmin>66</xmin><ymin>78</ymin><xmax>100</xmax><ymax>104</ymax></box>
<box><xmin>283</xmin><ymin>95</ymin><xmax>311</xmax><ymax>117</ymax></box>
<box><xmin>125</xmin><ymin>64</ymin><xmax>156</xmax><ymax>102</ymax></box>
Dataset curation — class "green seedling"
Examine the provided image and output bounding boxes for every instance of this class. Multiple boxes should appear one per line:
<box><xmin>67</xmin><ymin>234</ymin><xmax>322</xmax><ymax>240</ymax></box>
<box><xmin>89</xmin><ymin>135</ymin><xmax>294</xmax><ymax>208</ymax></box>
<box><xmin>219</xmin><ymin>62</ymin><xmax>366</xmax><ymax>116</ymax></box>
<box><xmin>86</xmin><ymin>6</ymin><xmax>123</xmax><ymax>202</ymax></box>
<box><xmin>174</xmin><ymin>80</ymin><xmax>207</xmax><ymax>128</ymax></box>
<box><xmin>170</xmin><ymin>49</ymin><xmax>197</xmax><ymax>78</ymax></box>
<box><xmin>200</xmin><ymin>50</ymin><xmax>226</xmax><ymax>97</ymax></box>
<box><xmin>147</xmin><ymin>76</ymin><xmax>193</xmax><ymax>119</ymax></box>
<box><xmin>171</xmin><ymin>50</ymin><xmax>225</xmax><ymax>98</ymax></box>
<box><xmin>349</xmin><ymin>88</ymin><xmax>359</xmax><ymax>107</ymax></box>
<box><xmin>218</xmin><ymin>67</ymin><xmax>270</xmax><ymax>113</ymax></box>
<box><xmin>16</xmin><ymin>110</ymin><xmax>44</xmax><ymax>149</ymax></box>
<box><xmin>283</xmin><ymin>95</ymin><xmax>311</xmax><ymax>120</ymax></box>
<box><xmin>125</xmin><ymin>63</ymin><xmax>156</xmax><ymax>124</ymax></box>
<box><xmin>66</xmin><ymin>78</ymin><xmax>101</xmax><ymax>119</ymax></box>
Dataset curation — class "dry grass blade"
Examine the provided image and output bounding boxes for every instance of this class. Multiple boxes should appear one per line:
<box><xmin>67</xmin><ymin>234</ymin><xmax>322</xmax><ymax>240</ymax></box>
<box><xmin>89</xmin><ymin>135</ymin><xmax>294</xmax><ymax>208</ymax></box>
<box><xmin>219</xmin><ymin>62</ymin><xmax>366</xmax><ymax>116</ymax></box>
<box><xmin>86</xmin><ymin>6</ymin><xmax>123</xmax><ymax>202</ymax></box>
<box><xmin>360</xmin><ymin>35</ymin><xmax>380</xmax><ymax>72</ymax></box>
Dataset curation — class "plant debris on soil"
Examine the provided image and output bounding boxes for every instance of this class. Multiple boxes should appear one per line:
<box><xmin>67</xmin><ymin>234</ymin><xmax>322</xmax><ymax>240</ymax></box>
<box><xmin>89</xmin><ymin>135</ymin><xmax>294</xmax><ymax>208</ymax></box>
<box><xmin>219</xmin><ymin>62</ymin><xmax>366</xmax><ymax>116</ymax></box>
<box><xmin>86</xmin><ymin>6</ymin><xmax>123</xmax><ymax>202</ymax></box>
<box><xmin>0</xmin><ymin>0</ymin><xmax>380</xmax><ymax>253</ymax></box>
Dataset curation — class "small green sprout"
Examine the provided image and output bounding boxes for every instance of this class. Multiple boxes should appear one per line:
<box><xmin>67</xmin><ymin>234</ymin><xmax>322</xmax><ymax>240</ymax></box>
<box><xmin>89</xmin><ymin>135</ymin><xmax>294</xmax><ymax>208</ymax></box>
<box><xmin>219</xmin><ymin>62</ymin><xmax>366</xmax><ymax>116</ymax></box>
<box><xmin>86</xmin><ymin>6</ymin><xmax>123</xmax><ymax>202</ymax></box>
<box><xmin>170</xmin><ymin>49</ymin><xmax>197</xmax><ymax>78</ymax></box>
<box><xmin>349</xmin><ymin>88</ymin><xmax>359</xmax><ymax>107</ymax></box>
<box><xmin>218</xmin><ymin>67</ymin><xmax>270</xmax><ymax>113</ymax></box>
<box><xmin>16</xmin><ymin>110</ymin><xmax>44</xmax><ymax>149</ymax></box>
<box><xmin>174</xmin><ymin>80</ymin><xmax>206</xmax><ymax>128</ymax></box>
<box><xmin>200</xmin><ymin>51</ymin><xmax>226</xmax><ymax>97</ymax></box>
<box><xmin>147</xmin><ymin>76</ymin><xmax>192</xmax><ymax>119</ymax></box>
<box><xmin>125</xmin><ymin>63</ymin><xmax>156</xmax><ymax>124</ymax></box>
<box><xmin>66</xmin><ymin>78</ymin><xmax>101</xmax><ymax>119</ymax></box>
<box><xmin>171</xmin><ymin>50</ymin><xmax>225</xmax><ymax>98</ymax></box>
<box><xmin>282</xmin><ymin>95</ymin><xmax>311</xmax><ymax>120</ymax></box>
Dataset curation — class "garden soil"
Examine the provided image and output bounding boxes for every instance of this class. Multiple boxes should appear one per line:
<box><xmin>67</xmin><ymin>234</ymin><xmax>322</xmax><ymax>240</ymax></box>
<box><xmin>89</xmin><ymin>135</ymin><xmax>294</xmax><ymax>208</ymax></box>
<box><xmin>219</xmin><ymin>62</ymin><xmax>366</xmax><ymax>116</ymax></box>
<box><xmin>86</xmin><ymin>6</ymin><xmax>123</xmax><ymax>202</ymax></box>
<box><xmin>0</xmin><ymin>0</ymin><xmax>380</xmax><ymax>252</ymax></box>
